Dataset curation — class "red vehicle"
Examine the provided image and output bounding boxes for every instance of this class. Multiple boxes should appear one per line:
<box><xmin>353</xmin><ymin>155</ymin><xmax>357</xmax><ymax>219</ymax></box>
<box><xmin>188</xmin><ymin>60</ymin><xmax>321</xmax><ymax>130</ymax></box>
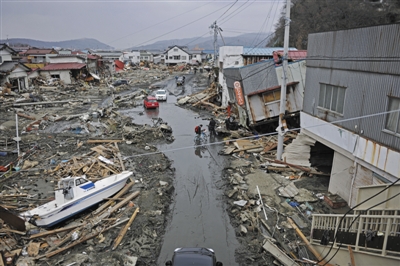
<box><xmin>144</xmin><ymin>96</ymin><xmax>159</xmax><ymax>109</ymax></box>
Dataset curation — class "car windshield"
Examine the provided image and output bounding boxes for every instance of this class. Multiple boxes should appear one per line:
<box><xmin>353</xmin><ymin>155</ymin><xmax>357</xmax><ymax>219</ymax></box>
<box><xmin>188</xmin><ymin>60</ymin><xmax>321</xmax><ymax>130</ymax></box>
<box><xmin>173</xmin><ymin>254</ymin><xmax>213</xmax><ymax>266</ymax></box>
<box><xmin>156</xmin><ymin>90</ymin><xmax>166</xmax><ymax>95</ymax></box>
<box><xmin>148</xmin><ymin>99</ymin><xmax>157</xmax><ymax>103</ymax></box>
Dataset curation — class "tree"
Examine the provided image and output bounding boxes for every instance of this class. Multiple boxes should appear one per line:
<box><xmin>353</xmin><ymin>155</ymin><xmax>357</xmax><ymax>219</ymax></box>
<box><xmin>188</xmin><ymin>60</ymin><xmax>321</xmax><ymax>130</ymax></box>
<box><xmin>267</xmin><ymin>0</ymin><xmax>400</xmax><ymax>49</ymax></box>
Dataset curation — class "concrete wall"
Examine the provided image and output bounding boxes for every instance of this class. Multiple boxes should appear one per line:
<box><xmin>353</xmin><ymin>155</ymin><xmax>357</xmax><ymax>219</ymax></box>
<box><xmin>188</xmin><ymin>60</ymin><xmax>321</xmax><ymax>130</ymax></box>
<box><xmin>166</xmin><ymin>47</ymin><xmax>189</xmax><ymax>64</ymax></box>
<box><xmin>40</xmin><ymin>70</ymin><xmax>71</xmax><ymax>84</ymax></box>
<box><xmin>49</xmin><ymin>57</ymin><xmax>85</xmax><ymax>63</ymax></box>
<box><xmin>313</xmin><ymin>244</ymin><xmax>400</xmax><ymax>266</ymax></box>
<box><xmin>218</xmin><ymin>46</ymin><xmax>244</xmax><ymax>107</ymax></box>
<box><xmin>0</xmin><ymin>49</ymin><xmax>12</xmax><ymax>62</ymax></box>
<box><xmin>329</xmin><ymin>152</ymin><xmax>354</xmax><ymax>203</ymax></box>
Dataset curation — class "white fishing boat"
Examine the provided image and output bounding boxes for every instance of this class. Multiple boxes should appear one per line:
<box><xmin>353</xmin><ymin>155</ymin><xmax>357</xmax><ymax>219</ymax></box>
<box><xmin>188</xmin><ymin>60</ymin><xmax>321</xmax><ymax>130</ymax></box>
<box><xmin>20</xmin><ymin>170</ymin><xmax>132</xmax><ymax>227</ymax></box>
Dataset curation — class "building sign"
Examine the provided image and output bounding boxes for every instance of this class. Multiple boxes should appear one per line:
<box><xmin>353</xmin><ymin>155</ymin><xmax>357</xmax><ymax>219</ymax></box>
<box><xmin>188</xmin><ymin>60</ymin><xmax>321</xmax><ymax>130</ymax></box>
<box><xmin>234</xmin><ymin>81</ymin><xmax>245</xmax><ymax>106</ymax></box>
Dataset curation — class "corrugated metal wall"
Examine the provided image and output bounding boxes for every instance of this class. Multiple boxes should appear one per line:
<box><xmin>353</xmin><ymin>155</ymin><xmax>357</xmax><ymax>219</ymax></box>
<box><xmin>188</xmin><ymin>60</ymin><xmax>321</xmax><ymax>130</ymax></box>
<box><xmin>304</xmin><ymin>24</ymin><xmax>400</xmax><ymax>151</ymax></box>
<box><xmin>224</xmin><ymin>60</ymin><xmax>278</xmax><ymax>95</ymax></box>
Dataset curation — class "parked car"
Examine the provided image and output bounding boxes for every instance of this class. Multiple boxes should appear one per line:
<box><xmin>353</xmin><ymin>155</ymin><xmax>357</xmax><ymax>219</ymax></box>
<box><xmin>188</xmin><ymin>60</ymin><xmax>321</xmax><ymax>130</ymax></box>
<box><xmin>112</xmin><ymin>79</ymin><xmax>128</xmax><ymax>87</ymax></box>
<box><xmin>176</xmin><ymin>76</ymin><xmax>185</xmax><ymax>86</ymax></box>
<box><xmin>155</xmin><ymin>89</ymin><xmax>168</xmax><ymax>101</ymax></box>
<box><xmin>143</xmin><ymin>96</ymin><xmax>159</xmax><ymax>109</ymax></box>
<box><xmin>165</xmin><ymin>247</ymin><xmax>223</xmax><ymax>266</ymax></box>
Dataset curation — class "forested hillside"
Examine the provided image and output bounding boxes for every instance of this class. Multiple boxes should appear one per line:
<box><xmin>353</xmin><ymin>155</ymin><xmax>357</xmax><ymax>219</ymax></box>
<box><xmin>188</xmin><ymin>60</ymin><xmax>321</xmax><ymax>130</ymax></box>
<box><xmin>268</xmin><ymin>0</ymin><xmax>400</xmax><ymax>49</ymax></box>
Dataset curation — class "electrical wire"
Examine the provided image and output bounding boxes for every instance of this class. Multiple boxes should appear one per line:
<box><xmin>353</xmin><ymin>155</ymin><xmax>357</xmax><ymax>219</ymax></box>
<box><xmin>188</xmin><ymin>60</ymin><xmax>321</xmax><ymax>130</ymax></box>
<box><xmin>108</xmin><ymin>0</ymin><xmax>215</xmax><ymax>46</ymax></box>
<box><xmin>124</xmin><ymin>107</ymin><xmax>400</xmax><ymax>159</ymax></box>
<box><xmin>215</xmin><ymin>0</ymin><xmax>239</xmax><ymax>22</ymax></box>
<box><xmin>124</xmin><ymin>2</ymin><xmax>233</xmax><ymax>49</ymax></box>
<box><xmin>321</xmin><ymin>190</ymin><xmax>400</xmax><ymax>265</ymax></box>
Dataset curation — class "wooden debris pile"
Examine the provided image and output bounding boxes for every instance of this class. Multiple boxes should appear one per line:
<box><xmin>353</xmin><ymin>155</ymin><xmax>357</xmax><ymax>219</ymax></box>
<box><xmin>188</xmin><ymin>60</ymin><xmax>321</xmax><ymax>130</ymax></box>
<box><xmin>0</xmin><ymin>183</ymin><xmax>140</xmax><ymax>265</ymax></box>
<box><xmin>220</xmin><ymin>132</ymin><xmax>330</xmax><ymax>176</ymax></box>
<box><xmin>220</xmin><ymin>134</ymin><xmax>295</xmax><ymax>156</ymax></box>
<box><xmin>47</xmin><ymin>142</ymin><xmax>126</xmax><ymax>180</ymax></box>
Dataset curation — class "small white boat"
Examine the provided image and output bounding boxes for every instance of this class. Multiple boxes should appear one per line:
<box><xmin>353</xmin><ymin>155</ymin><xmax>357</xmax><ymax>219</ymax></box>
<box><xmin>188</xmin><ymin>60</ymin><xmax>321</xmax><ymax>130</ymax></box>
<box><xmin>20</xmin><ymin>171</ymin><xmax>132</xmax><ymax>227</ymax></box>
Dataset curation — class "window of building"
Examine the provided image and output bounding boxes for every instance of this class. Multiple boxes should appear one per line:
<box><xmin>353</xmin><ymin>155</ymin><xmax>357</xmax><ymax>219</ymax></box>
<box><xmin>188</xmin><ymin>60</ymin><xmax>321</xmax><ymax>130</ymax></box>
<box><xmin>51</xmin><ymin>74</ymin><xmax>60</xmax><ymax>79</ymax></box>
<box><xmin>385</xmin><ymin>97</ymin><xmax>400</xmax><ymax>134</ymax></box>
<box><xmin>173</xmin><ymin>56</ymin><xmax>180</xmax><ymax>60</ymax></box>
<box><xmin>318</xmin><ymin>84</ymin><xmax>346</xmax><ymax>114</ymax></box>
<box><xmin>0</xmin><ymin>56</ymin><xmax>2</xmax><ymax>63</ymax></box>
<box><xmin>144</xmin><ymin>56</ymin><xmax>149</xmax><ymax>60</ymax></box>
<box><xmin>169</xmin><ymin>56</ymin><xmax>172</xmax><ymax>59</ymax></box>
<box><xmin>173</xmin><ymin>48</ymin><xmax>178</xmax><ymax>52</ymax></box>
<box><xmin>263</xmin><ymin>90</ymin><xmax>281</xmax><ymax>103</ymax></box>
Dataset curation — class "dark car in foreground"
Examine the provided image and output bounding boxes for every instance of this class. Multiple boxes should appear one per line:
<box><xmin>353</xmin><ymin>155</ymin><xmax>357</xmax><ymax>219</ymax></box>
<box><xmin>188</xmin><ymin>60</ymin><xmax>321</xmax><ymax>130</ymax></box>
<box><xmin>165</xmin><ymin>247</ymin><xmax>223</xmax><ymax>266</ymax></box>
<box><xmin>112</xmin><ymin>79</ymin><xmax>128</xmax><ymax>87</ymax></box>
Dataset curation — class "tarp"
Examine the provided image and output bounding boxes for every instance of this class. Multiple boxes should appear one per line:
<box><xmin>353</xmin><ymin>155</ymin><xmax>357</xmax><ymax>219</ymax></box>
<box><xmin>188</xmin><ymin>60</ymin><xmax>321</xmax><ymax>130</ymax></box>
<box><xmin>90</xmin><ymin>72</ymin><xmax>100</xmax><ymax>80</ymax></box>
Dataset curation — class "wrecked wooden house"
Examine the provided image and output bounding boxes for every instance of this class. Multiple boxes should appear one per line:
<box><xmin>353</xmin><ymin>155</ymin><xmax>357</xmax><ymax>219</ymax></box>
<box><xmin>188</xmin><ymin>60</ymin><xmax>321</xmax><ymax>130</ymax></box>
<box><xmin>0</xmin><ymin>44</ymin><xmax>31</xmax><ymax>92</ymax></box>
<box><xmin>221</xmin><ymin>51</ymin><xmax>307</xmax><ymax>131</ymax></box>
<box><xmin>301</xmin><ymin>23</ymin><xmax>400</xmax><ymax>265</ymax></box>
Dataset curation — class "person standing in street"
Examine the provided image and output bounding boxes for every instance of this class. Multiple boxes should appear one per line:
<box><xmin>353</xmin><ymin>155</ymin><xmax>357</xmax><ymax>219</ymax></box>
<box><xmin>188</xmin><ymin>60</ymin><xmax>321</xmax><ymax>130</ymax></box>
<box><xmin>208</xmin><ymin>118</ymin><xmax>217</xmax><ymax>136</ymax></box>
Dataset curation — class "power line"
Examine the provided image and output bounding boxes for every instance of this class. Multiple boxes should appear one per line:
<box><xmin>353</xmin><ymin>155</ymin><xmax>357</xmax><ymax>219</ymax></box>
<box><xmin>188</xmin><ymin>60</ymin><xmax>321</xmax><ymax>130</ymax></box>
<box><xmin>124</xmin><ymin>108</ymin><xmax>400</xmax><ymax>159</ymax></box>
<box><xmin>123</xmin><ymin>2</ymin><xmax>233</xmax><ymax>50</ymax></box>
<box><xmin>320</xmin><ymin>187</ymin><xmax>400</xmax><ymax>265</ymax></box>
<box><xmin>108</xmin><ymin>0</ymin><xmax>215</xmax><ymax>46</ymax></box>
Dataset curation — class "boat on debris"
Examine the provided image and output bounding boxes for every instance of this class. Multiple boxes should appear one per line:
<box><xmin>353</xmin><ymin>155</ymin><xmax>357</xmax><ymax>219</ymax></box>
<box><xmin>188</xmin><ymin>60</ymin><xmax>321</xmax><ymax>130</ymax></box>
<box><xmin>20</xmin><ymin>171</ymin><xmax>132</xmax><ymax>227</ymax></box>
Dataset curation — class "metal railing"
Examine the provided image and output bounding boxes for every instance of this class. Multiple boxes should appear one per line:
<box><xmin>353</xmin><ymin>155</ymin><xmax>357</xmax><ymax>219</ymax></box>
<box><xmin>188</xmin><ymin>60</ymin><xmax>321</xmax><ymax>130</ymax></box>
<box><xmin>310</xmin><ymin>213</ymin><xmax>400</xmax><ymax>258</ymax></box>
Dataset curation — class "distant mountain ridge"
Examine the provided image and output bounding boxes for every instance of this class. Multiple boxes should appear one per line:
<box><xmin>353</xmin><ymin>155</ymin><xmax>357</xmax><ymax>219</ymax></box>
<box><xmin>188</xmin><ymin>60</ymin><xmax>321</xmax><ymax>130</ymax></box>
<box><xmin>132</xmin><ymin>32</ymin><xmax>273</xmax><ymax>51</ymax></box>
<box><xmin>1</xmin><ymin>32</ymin><xmax>273</xmax><ymax>51</ymax></box>
<box><xmin>0</xmin><ymin>38</ymin><xmax>113</xmax><ymax>50</ymax></box>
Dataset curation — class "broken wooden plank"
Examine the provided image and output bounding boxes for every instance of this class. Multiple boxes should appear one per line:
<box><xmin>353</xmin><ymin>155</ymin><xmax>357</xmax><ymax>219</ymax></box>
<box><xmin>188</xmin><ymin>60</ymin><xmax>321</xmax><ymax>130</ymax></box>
<box><xmin>29</xmin><ymin>224</ymin><xmax>83</xmax><ymax>239</ymax></box>
<box><xmin>287</xmin><ymin>217</ymin><xmax>334</xmax><ymax>266</ymax></box>
<box><xmin>0</xmin><ymin>194</ymin><xmax>28</xmax><ymax>198</ymax></box>
<box><xmin>92</xmin><ymin>183</ymin><xmax>135</xmax><ymax>215</ymax></box>
<box><xmin>274</xmin><ymin>159</ymin><xmax>311</xmax><ymax>172</ymax></box>
<box><xmin>43</xmin><ymin>218</ymin><xmax>128</xmax><ymax>258</ymax></box>
<box><xmin>263</xmin><ymin>238</ymin><xmax>299</xmax><ymax>266</ymax></box>
<box><xmin>348</xmin><ymin>246</ymin><xmax>356</xmax><ymax>266</ymax></box>
<box><xmin>112</xmin><ymin>207</ymin><xmax>140</xmax><ymax>250</ymax></box>
<box><xmin>87</xmin><ymin>139</ymin><xmax>123</xmax><ymax>144</ymax></box>
<box><xmin>17</xmin><ymin>112</ymin><xmax>36</xmax><ymax>120</ymax></box>
<box><xmin>114</xmin><ymin>142</ymin><xmax>125</xmax><ymax>171</ymax></box>
<box><xmin>192</xmin><ymin>93</ymin><xmax>218</xmax><ymax>106</ymax></box>
<box><xmin>27</xmin><ymin>242</ymin><xmax>41</xmax><ymax>257</ymax></box>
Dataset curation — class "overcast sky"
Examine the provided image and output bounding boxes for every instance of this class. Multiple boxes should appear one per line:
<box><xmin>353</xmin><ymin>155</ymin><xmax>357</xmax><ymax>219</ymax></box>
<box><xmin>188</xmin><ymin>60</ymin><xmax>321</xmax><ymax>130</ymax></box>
<box><xmin>1</xmin><ymin>0</ymin><xmax>284</xmax><ymax>49</ymax></box>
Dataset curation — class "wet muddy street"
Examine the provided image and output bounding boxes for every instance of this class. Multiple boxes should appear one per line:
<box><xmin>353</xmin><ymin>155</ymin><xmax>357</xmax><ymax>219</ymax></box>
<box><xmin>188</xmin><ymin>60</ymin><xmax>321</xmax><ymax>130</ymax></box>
<box><xmin>122</xmin><ymin>76</ymin><xmax>240</xmax><ymax>265</ymax></box>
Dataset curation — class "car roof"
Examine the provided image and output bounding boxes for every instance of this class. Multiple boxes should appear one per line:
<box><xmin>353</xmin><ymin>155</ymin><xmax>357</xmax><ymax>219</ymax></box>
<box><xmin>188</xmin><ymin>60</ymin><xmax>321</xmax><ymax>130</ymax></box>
<box><xmin>147</xmin><ymin>96</ymin><xmax>157</xmax><ymax>99</ymax></box>
<box><xmin>156</xmin><ymin>89</ymin><xmax>166</xmax><ymax>93</ymax></box>
<box><xmin>173</xmin><ymin>248</ymin><xmax>214</xmax><ymax>266</ymax></box>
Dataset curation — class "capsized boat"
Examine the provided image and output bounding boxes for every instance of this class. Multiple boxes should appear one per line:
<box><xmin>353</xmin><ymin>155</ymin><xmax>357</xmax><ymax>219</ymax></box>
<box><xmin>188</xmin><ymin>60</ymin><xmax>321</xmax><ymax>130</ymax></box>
<box><xmin>20</xmin><ymin>170</ymin><xmax>132</xmax><ymax>227</ymax></box>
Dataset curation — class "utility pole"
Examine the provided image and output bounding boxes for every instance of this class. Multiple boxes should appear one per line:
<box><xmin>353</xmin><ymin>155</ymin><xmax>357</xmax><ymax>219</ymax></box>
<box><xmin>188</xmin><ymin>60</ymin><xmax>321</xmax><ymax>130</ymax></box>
<box><xmin>210</xmin><ymin>21</ymin><xmax>221</xmax><ymax>68</ymax></box>
<box><xmin>276</xmin><ymin>0</ymin><xmax>291</xmax><ymax>160</ymax></box>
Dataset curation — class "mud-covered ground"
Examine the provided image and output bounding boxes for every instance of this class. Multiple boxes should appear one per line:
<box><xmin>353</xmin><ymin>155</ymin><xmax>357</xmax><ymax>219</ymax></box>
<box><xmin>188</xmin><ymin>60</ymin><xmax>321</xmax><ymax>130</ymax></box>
<box><xmin>1</xmin><ymin>67</ymin><xmax>343</xmax><ymax>266</ymax></box>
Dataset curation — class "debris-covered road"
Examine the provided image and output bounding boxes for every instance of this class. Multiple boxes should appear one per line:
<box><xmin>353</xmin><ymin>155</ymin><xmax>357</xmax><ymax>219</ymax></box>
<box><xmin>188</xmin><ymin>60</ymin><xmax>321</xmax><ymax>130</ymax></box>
<box><xmin>1</xmin><ymin>64</ymin><xmax>346</xmax><ymax>266</ymax></box>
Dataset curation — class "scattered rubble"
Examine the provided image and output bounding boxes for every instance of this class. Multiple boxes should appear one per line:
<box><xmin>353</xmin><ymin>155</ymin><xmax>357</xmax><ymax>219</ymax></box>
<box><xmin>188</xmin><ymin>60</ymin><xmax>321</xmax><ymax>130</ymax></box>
<box><xmin>0</xmin><ymin>67</ymin><xmax>177</xmax><ymax>265</ymax></box>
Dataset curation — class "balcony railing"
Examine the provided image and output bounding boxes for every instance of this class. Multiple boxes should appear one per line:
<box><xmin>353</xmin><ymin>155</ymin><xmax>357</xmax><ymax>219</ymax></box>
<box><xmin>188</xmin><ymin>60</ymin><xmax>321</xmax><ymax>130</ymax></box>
<box><xmin>310</xmin><ymin>212</ymin><xmax>400</xmax><ymax>259</ymax></box>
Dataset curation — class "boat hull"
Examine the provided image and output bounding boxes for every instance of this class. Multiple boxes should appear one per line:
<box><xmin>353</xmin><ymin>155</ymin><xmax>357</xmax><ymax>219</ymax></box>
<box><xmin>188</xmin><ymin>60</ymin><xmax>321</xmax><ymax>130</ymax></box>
<box><xmin>21</xmin><ymin>171</ymin><xmax>132</xmax><ymax>227</ymax></box>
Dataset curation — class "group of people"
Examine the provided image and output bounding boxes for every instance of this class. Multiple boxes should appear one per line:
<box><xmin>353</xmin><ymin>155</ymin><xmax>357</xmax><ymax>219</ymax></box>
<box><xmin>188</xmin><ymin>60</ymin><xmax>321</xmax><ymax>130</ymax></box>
<box><xmin>195</xmin><ymin>118</ymin><xmax>217</xmax><ymax>139</ymax></box>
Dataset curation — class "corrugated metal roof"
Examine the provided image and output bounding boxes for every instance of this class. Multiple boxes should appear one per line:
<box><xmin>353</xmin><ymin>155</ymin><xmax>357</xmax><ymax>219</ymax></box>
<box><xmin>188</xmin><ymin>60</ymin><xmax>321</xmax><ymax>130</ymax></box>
<box><xmin>25</xmin><ymin>49</ymin><xmax>57</xmax><ymax>55</ymax></box>
<box><xmin>273</xmin><ymin>50</ymin><xmax>307</xmax><ymax>61</ymax></box>
<box><xmin>0</xmin><ymin>61</ymin><xmax>31</xmax><ymax>72</ymax></box>
<box><xmin>243</xmin><ymin>47</ymin><xmax>297</xmax><ymax>56</ymax></box>
<box><xmin>40</xmin><ymin>63</ymin><xmax>86</xmax><ymax>71</ymax></box>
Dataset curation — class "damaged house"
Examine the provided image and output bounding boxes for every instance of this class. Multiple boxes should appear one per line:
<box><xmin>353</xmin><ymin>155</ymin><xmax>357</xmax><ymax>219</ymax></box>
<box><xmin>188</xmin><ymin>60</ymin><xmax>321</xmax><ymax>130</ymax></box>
<box><xmin>22</xmin><ymin>48</ymin><xmax>58</xmax><ymax>69</ymax></box>
<box><xmin>222</xmin><ymin>47</ymin><xmax>307</xmax><ymax>131</ymax></box>
<box><xmin>218</xmin><ymin>46</ymin><xmax>297</xmax><ymax>107</ymax></box>
<box><xmin>0</xmin><ymin>43</ymin><xmax>31</xmax><ymax>91</ymax></box>
<box><xmin>301</xmin><ymin>24</ymin><xmax>400</xmax><ymax>265</ymax></box>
